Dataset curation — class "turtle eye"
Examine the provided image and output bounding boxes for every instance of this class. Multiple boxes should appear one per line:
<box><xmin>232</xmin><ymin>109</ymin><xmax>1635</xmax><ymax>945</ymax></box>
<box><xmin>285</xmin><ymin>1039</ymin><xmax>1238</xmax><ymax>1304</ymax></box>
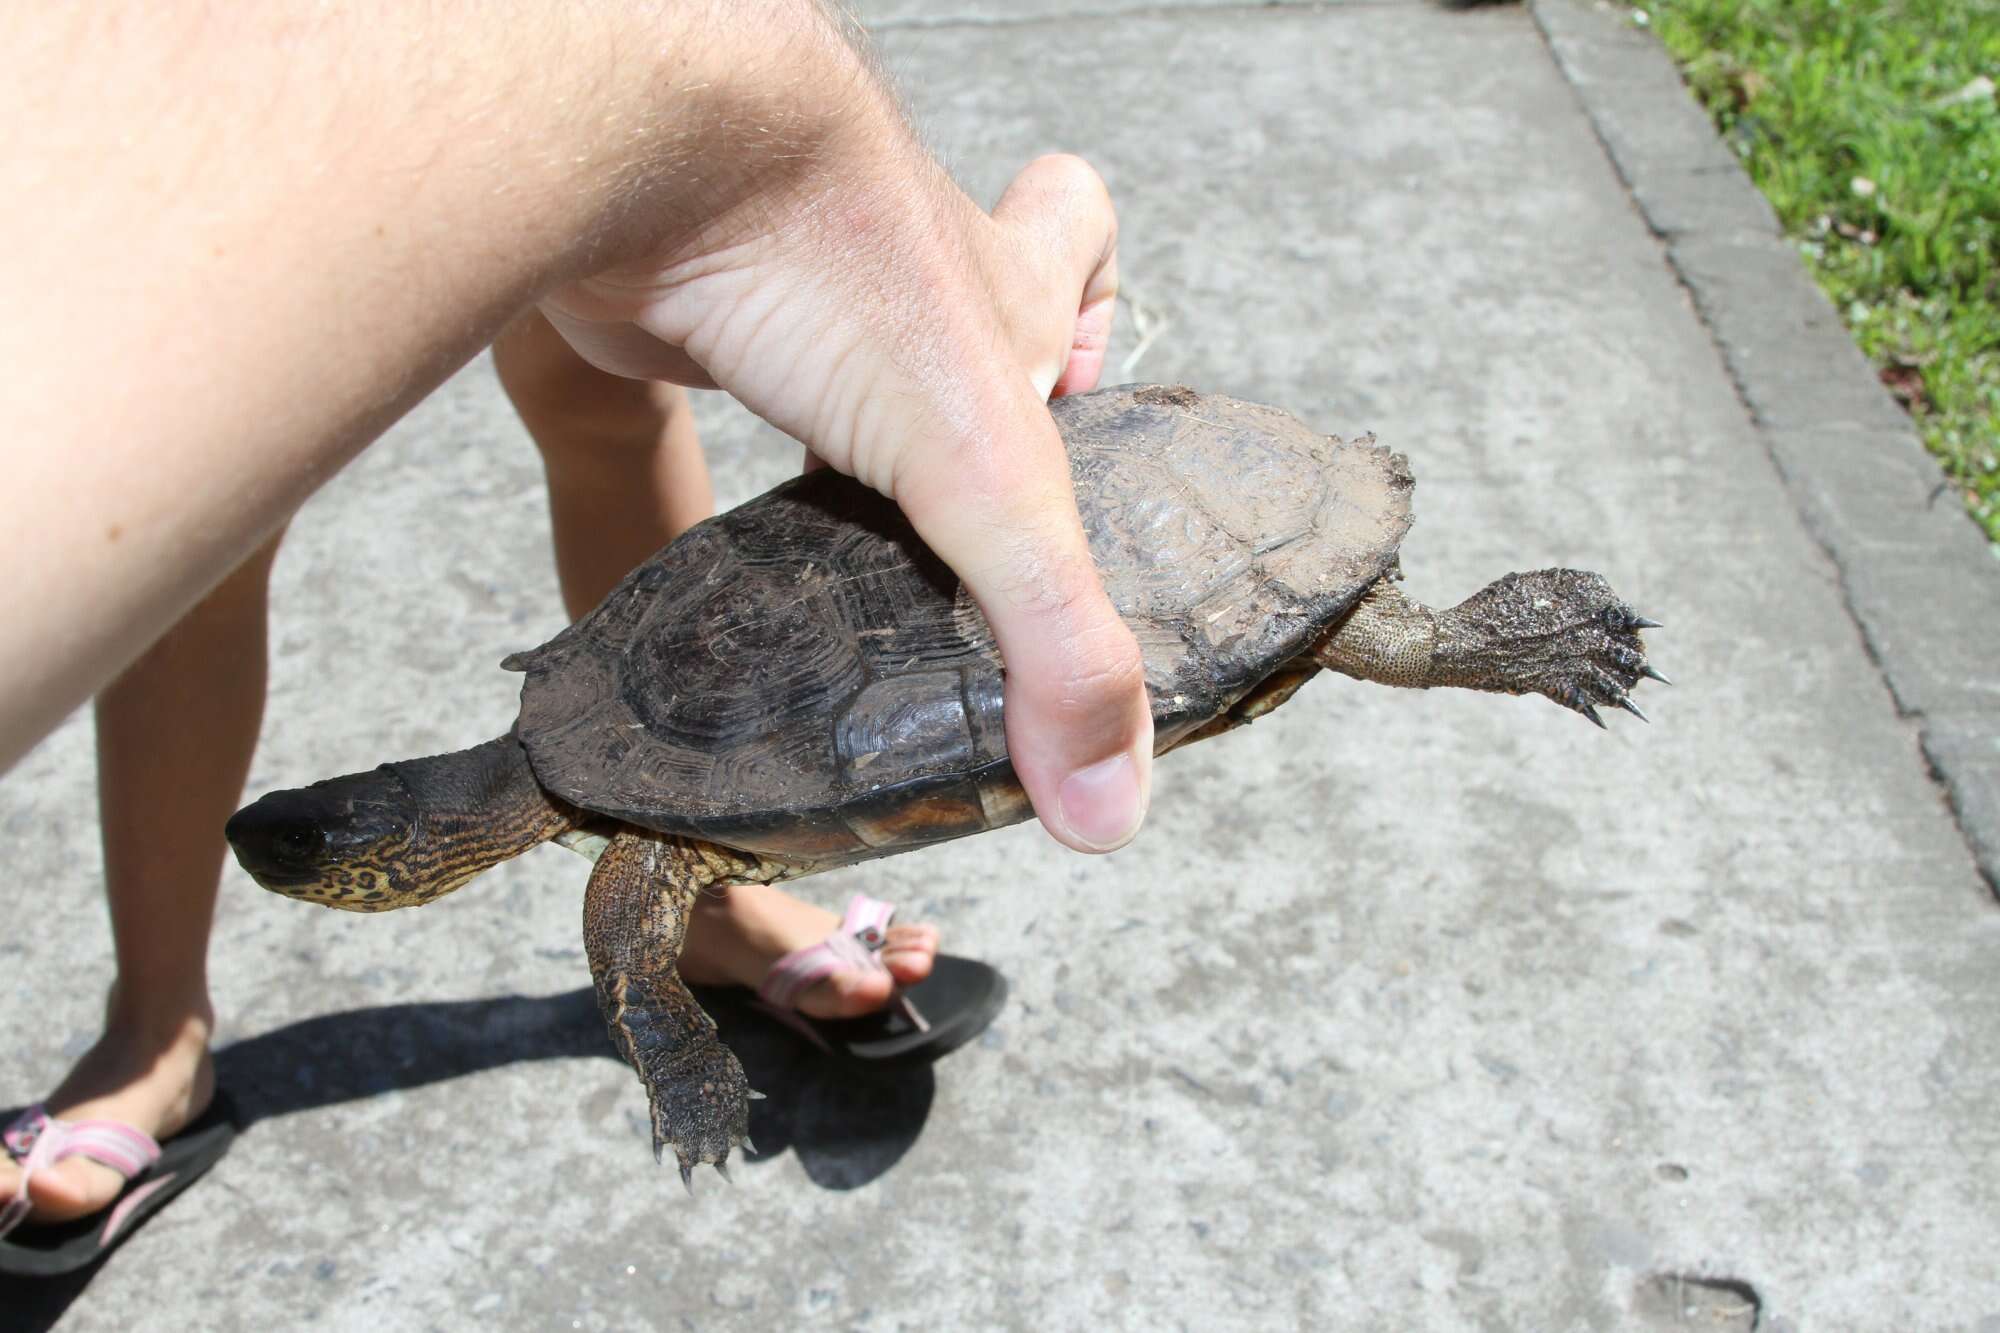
<box><xmin>247</xmin><ymin>820</ymin><xmax>327</xmax><ymax>870</ymax></box>
<box><xmin>225</xmin><ymin>798</ymin><xmax>330</xmax><ymax>881</ymax></box>
<box><xmin>275</xmin><ymin>825</ymin><xmax>321</xmax><ymax>861</ymax></box>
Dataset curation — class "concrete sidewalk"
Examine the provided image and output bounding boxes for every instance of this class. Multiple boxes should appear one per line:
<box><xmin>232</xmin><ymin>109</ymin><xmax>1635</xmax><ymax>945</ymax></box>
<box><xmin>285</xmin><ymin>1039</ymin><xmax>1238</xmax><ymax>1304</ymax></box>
<box><xmin>5</xmin><ymin>1</ymin><xmax>1997</xmax><ymax>1328</ymax></box>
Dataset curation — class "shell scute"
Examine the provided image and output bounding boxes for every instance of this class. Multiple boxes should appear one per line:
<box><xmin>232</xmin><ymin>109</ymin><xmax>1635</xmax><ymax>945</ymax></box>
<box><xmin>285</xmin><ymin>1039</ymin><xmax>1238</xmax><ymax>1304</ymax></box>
<box><xmin>835</xmin><ymin>673</ymin><xmax>976</xmax><ymax>783</ymax></box>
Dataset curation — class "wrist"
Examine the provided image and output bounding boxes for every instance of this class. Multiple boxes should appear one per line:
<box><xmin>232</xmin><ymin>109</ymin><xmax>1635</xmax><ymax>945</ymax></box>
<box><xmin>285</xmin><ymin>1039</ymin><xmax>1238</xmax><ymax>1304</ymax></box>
<box><xmin>576</xmin><ymin>0</ymin><xmax>919</xmax><ymax>275</ymax></box>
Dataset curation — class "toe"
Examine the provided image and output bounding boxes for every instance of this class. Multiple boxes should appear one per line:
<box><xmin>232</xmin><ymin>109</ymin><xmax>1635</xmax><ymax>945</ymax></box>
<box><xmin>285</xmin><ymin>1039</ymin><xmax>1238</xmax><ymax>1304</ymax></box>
<box><xmin>22</xmin><ymin>1156</ymin><xmax>128</xmax><ymax>1225</ymax></box>
<box><xmin>808</xmin><ymin>965</ymin><xmax>896</xmax><ymax>1019</ymax></box>
<box><xmin>880</xmin><ymin>923</ymin><xmax>939</xmax><ymax>986</ymax></box>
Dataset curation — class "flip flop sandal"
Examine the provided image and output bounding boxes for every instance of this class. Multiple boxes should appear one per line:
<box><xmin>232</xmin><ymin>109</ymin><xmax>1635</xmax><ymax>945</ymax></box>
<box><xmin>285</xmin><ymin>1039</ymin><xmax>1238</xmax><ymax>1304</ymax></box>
<box><xmin>754</xmin><ymin>894</ymin><xmax>1008</xmax><ymax>1067</ymax></box>
<box><xmin>0</xmin><ymin>1090</ymin><xmax>238</xmax><ymax>1277</ymax></box>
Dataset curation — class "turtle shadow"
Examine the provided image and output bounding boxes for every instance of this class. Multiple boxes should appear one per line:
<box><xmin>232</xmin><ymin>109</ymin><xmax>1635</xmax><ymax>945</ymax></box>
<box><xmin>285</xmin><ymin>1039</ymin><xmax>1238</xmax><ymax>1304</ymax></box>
<box><xmin>691</xmin><ymin>986</ymin><xmax>939</xmax><ymax>1190</ymax></box>
<box><xmin>212</xmin><ymin>986</ymin><xmax>935</xmax><ymax>1188</ymax></box>
<box><xmin>1</xmin><ymin>989</ymin><xmax>931</xmax><ymax>1331</ymax></box>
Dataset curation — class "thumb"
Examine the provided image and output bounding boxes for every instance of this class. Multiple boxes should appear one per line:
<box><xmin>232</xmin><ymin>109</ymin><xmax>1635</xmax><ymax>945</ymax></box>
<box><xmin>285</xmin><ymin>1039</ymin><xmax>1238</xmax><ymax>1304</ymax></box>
<box><xmin>893</xmin><ymin>388</ymin><xmax>1153</xmax><ymax>853</ymax></box>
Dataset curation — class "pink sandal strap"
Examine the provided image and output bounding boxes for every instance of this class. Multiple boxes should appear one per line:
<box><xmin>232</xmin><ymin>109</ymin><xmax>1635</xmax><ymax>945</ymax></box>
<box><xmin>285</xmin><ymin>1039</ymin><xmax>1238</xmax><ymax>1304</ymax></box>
<box><xmin>754</xmin><ymin>895</ymin><xmax>931</xmax><ymax>1051</ymax></box>
<box><xmin>757</xmin><ymin>895</ymin><xmax>897</xmax><ymax>1010</ymax></box>
<box><xmin>2</xmin><ymin>1104</ymin><xmax>162</xmax><ymax>1238</ymax></box>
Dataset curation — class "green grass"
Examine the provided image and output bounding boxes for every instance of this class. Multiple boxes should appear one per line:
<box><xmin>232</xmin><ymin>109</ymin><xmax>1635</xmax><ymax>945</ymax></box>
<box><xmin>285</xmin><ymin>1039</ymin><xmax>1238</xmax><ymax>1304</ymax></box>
<box><xmin>1635</xmin><ymin>0</ymin><xmax>2000</xmax><ymax>544</ymax></box>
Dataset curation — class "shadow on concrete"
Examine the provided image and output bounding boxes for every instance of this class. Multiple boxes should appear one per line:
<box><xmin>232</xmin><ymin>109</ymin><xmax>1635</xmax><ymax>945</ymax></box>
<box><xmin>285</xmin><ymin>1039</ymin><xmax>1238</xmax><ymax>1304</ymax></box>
<box><xmin>213</xmin><ymin>986</ymin><xmax>936</xmax><ymax>1187</ymax></box>
<box><xmin>2</xmin><ymin>987</ymin><xmax>933</xmax><ymax>1330</ymax></box>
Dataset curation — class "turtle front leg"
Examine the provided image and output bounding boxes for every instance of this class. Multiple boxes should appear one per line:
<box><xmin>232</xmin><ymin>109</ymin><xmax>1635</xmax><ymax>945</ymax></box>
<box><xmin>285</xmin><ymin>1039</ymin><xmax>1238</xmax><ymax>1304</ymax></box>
<box><xmin>1311</xmin><ymin>569</ymin><xmax>1666</xmax><ymax>726</ymax></box>
<box><xmin>583</xmin><ymin>829</ymin><xmax>764</xmax><ymax>1189</ymax></box>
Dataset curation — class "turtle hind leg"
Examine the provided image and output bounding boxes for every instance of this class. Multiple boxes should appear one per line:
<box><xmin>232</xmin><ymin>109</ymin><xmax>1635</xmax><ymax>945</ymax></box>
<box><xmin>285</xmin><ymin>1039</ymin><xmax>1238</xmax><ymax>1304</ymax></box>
<box><xmin>584</xmin><ymin>830</ymin><xmax>762</xmax><ymax>1187</ymax></box>
<box><xmin>1312</xmin><ymin>569</ymin><xmax>1665</xmax><ymax>725</ymax></box>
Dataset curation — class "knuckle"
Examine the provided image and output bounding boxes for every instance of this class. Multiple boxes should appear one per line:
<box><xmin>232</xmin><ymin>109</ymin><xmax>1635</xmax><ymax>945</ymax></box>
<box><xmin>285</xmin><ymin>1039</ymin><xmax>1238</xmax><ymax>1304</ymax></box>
<box><xmin>1025</xmin><ymin>608</ymin><xmax>1149</xmax><ymax>721</ymax></box>
<box><xmin>983</xmin><ymin>525</ymin><xmax>1089</xmax><ymax>618</ymax></box>
<box><xmin>1062</xmin><ymin>637</ymin><xmax>1148</xmax><ymax>714</ymax></box>
<box><xmin>1031</xmin><ymin>152</ymin><xmax>1109</xmax><ymax>207</ymax></box>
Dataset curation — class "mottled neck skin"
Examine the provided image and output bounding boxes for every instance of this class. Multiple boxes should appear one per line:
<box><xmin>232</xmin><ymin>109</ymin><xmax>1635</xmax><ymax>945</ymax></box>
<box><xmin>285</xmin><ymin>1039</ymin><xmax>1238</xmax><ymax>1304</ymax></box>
<box><xmin>383</xmin><ymin>733</ymin><xmax>579</xmax><ymax>901</ymax></box>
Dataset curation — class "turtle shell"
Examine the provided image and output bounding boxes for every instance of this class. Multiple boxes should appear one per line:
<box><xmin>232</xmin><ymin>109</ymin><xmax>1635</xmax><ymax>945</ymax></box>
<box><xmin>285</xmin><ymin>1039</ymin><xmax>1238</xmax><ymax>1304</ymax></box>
<box><xmin>506</xmin><ymin>385</ymin><xmax>1414</xmax><ymax>863</ymax></box>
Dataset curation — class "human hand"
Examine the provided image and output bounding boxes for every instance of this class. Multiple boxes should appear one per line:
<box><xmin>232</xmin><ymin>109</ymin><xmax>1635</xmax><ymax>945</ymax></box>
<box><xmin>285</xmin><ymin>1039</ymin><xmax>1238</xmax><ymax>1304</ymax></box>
<box><xmin>542</xmin><ymin>143</ymin><xmax>1150</xmax><ymax>853</ymax></box>
<box><xmin>0</xmin><ymin>0</ymin><xmax>1149</xmax><ymax>792</ymax></box>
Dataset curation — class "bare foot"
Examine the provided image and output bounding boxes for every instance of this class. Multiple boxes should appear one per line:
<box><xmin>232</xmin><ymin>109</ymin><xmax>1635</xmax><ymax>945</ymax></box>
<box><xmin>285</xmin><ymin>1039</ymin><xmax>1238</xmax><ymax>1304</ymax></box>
<box><xmin>676</xmin><ymin>884</ymin><xmax>938</xmax><ymax>1020</ymax></box>
<box><xmin>2</xmin><ymin>1004</ymin><xmax>214</xmax><ymax>1227</ymax></box>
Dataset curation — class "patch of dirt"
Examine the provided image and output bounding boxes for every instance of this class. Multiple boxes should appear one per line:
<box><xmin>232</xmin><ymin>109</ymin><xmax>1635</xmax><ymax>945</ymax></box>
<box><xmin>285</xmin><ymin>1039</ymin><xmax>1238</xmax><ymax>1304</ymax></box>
<box><xmin>1134</xmin><ymin>384</ymin><xmax>1200</xmax><ymax>409</ymax></box>
<box><xmin>1878</xmin><ymin>361</ymin><xmax>1931</xmax><ymax>414</ymax></box>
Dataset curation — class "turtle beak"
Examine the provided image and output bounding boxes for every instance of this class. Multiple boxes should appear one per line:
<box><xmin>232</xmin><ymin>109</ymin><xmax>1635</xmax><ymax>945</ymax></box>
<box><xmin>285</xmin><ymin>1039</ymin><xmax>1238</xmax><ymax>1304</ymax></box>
<box><xmin>225</xmin><ymin>767</ymin><xmax>418</xmax><ymax>902</ymax></box>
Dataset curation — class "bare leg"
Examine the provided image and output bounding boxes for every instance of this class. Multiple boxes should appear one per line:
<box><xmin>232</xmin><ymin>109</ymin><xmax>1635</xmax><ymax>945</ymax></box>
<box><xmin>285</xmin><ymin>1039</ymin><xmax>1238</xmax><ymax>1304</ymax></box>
<box><xmin>493</xmin><ymin>313</ymin><xmax>937</xmax><ymax>1016</ymax></box>
<box><xmin>4</xmin><ymin>537</ymin><xmax>281</xmax><ymax>1224</ymax></box>
<box><xmin>493</xmin><ymin>310</ymin><xmax>713</xmax><ymax>623</ymax></box>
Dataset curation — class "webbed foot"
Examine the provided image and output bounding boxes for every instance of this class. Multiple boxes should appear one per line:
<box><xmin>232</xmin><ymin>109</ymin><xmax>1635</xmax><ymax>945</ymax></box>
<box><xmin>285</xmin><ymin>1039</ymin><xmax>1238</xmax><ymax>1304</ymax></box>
<box><xmin>605</xmin><ymin>977</ymin><xmax>752</xmax><ymax>1189</ymax></box>
<box><xmin>1435</xmin><ymin>569</ymin><xmax>1667</xmax><ymax>725</ymax></box>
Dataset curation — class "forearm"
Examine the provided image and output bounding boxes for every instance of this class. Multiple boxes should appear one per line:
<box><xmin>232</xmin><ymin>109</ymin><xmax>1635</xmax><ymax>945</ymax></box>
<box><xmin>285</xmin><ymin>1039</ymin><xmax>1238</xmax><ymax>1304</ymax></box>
<box><xmin>0</xmin><ymin>0</ymin><xmax>881</xmax><ymax>769</ymax></box>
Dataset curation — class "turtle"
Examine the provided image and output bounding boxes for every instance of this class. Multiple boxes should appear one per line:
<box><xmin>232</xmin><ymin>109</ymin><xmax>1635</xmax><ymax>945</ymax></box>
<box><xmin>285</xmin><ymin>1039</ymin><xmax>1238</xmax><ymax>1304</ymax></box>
<box><xmin>225</xmin><ymin>383</ymin><xmax>1663</xmax><ymax>1187</ymax></box>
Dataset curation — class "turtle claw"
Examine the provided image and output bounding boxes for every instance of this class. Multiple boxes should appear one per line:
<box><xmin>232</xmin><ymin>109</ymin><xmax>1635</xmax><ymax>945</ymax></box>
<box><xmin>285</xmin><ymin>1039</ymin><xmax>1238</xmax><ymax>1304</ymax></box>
<box><xmin>670</xmin><ymin>1143</ymin><xmax>743</xmax><ymax>1194</ymax></box>
<box><xmin>1641</xmin><ymin>665</ymin><xmax>1672</xmax><ymax>685</ymax></box>
<box><xmin>1556</xmin><ymin>681</ymin><xmax>1611</xmax><ymax>728</ymax></box>
<box><xmin>1444</xmin><ymin>571</ymin><xmax>1663</xmax><ymax>728</ymax></box>
<box><xmin>602</xmin><ymin>977</ymin><xmax>753</xmax><ymax>1194</ymax></box>
<box><xmin>1618</xmin><ymin>697</ymin><xmax>1649</xmax><ymax>723</ymax></box>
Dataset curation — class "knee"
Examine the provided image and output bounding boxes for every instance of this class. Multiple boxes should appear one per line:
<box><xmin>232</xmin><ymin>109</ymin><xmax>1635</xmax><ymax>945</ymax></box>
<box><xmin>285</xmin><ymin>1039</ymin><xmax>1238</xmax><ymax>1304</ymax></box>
<box><xmin>495</xmin><ymin>312</ymin><xmax>690</xmax><ymax>458</ymax></box>
<box><xmin>493</xmin><ymin>310</ymin><xmax>609</xmax><ymax>416</ymax></box>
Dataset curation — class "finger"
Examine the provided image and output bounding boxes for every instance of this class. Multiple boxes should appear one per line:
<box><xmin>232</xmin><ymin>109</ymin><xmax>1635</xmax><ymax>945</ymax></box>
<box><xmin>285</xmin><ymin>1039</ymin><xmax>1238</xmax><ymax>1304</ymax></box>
<box><xmin>1052</xmin><ymin>281</ymin><xmax>1116</xmax><ymax>399</ymax></box>
<box><xmin>893</xmin><ymin>387</ymin><xmax>1153</xmax><ymax>854</ymax></box>
<box><xmin>990</xmin><ymin>154</ymin><xmax>1119</xmax><ymax>398</ymax></box>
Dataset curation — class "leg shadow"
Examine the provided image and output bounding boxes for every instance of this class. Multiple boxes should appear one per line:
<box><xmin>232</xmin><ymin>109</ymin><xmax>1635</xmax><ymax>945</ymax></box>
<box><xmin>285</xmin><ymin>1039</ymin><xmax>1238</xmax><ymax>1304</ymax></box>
<box><xmin>3</xmin><ymin>988</ymin><xmax>933</xmax><ymax>1328</ymax></box>
<box><xmin>693</xmin><ymin>986</ymin><xmax>936</xmax><ymax>1191</ymax></box>
<box><xmin>212</xmin><ymin>986</ymin><xmax>937</xmax><ymax>1187</ymax></box>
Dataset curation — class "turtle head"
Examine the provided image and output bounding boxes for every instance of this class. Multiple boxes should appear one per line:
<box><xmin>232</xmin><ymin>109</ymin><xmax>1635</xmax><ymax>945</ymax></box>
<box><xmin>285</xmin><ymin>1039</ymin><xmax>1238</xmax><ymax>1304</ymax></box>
<box><xmin>227</xmin><ymin>735</ymin><xmax>572</xmax><ymax>912</ymax></box>
<box><xmin>226</xmin><ymin>767</ymin><xmax>429</xmax><ymax>912</ymax></box>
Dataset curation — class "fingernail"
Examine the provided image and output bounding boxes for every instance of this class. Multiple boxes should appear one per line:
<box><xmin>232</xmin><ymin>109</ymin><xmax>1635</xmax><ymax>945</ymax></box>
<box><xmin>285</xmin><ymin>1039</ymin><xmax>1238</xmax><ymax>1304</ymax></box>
<box><xmin>1057</xmin><ymin>751</ymin><xmax>1146</xmax><ymax>852</ymax></box>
